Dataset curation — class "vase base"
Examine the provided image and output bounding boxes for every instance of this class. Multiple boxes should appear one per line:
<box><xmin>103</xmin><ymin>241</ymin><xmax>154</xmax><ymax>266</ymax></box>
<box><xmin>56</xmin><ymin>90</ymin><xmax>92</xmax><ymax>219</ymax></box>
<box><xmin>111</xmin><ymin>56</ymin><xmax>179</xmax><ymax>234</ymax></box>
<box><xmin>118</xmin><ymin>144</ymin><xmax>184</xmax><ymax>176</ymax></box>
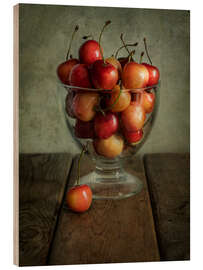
<box><xmin>78</xmin><ymin>170</ymin><xmax>143</xmax><ymax>200</ymax></box>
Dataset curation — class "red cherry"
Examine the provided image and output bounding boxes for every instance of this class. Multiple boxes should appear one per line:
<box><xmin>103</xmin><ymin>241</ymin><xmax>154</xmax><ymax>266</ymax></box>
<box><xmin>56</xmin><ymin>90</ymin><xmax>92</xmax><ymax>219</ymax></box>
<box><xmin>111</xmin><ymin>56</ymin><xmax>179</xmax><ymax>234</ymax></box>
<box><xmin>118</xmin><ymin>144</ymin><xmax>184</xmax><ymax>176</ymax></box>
<box><xmin>142</xmin><ymin>63</ymin><xmax>160</xmax><ymax>86</ymax></box>
<box><xmin>90</xmin><ymin>60</ymin><xmax>118</xmax><ymax>89</ymax></box>
<box><xmin>123</xmin><ymin>128</ymin><xmax>143</xmax><ymax>144</ymax></box>
<box><xmin>94</xmin><ymin>112</ymin><xmax>119</xmax><ymax>139</ymax></box>
<box><xmin>57</xmin><ymin>59</ymin><xmax>79</xmax><ymax>84</ymax></box>
<box><xmin>140</xmin><ymin>91</ymin><xmax>155</xmax><ymax>114</ymax></box>
<box><xmin>66</xmin><ymin>184</ymin><xmax>92</xmax><ymax>213</ymax></box>
<box><xmin>122</xmin><ymin>62</ymin><xmax>149</xmax><ymax>89</ymax></box>
<box><xmin>121</xmin><ymin>101</ymin><xmax>146</xmax><ymax>131</ymax></box>
<box><xmin>79</xmin><ymin>40</ymin><xmax>102</xmax><ymax>66</ymax></box>
<box><xmin>142</xmin><ymin>38</ymin><xmax>160</xmax><ymax>86</ymax></box>
<box><xmin>75</xmin><ymin>119</ymin><xmax>95</xmax><ymax>139</ymax></box>
<box><xmin>105</xmin><ymin>56</ymin><xmax>122</xmax><ymax>79</ymax></box>
<box><xmin>69</xmin><ymin>64</ymin><xmax>92</xmax><ymax>88</ymax></box>
<box><xmin>90</xmin><ymin>21</ymin><xmax>118</xmax><ymax>90</ymax></box>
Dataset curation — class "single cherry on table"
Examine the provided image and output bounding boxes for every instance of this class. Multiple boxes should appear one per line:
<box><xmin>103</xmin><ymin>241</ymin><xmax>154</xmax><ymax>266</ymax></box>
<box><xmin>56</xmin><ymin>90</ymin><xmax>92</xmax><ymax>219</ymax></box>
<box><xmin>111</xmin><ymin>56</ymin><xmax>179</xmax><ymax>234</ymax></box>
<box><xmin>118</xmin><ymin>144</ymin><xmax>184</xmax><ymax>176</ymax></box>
<box><xmin>66</xmin><ymin>146</ymin><xmax>93</xmax><ymax>213</ymax></box>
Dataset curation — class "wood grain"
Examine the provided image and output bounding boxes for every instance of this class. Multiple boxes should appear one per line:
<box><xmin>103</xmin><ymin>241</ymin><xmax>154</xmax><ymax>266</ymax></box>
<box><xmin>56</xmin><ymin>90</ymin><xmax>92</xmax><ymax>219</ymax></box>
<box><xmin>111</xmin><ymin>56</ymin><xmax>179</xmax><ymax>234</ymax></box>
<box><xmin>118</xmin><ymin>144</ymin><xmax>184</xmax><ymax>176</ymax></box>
<box><xmin>19</xmin><ymin>154</ymin><xmax>72</xmax><ymax>266</ymax></box>
<box><xmin>144</xmin><ymin>153</ymin><xmax>190</xmax><ymax>261</ymax></box>
<box><xmin>48</xmin><ymin>155</ymin><xmax>160</xmax><ymax>265</ymax></box>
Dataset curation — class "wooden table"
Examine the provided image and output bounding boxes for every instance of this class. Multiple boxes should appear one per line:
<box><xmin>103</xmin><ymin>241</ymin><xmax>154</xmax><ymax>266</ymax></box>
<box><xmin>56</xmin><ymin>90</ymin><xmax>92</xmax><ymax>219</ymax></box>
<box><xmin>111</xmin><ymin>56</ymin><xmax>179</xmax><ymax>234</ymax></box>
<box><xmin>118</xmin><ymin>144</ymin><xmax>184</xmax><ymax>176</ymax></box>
<box><xmin>18</xmin><ymin>153</ymin><xmax>190</xmax><ymax>266</ymax></box>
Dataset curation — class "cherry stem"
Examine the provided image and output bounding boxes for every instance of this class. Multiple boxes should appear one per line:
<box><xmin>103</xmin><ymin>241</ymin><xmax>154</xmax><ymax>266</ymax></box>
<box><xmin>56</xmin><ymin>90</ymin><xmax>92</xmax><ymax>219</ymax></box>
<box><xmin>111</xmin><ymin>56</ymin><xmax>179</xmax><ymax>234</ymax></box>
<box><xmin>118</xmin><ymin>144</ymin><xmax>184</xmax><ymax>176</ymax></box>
<box><xmin>77</xmin><ymin>144</ymin><xmax>87</xmax><ymax>186</ymax></box>
<box><xmin>93</xmin><ymin>96</ymin><xmax>106</xmax><ymax>116</ymax></box>
<box><xmin>83</xmin><ymin>35</ymin><xmax>94</xmax><ymax>40</ymax></box>
<box><xmin>104</xmin><ymin>87</ymin><xmax>122</xmax><ymax>111</ymax></box>
<box><xmin>128</xmin><ymin>50</ymin><xmax>135</xmax><ymax>63</ymax></box>
<box><xmin>98</xmin><ymin>20</ymin><xmax>111</xmax><ymax>63</ymax></box>
<box><xmin>66</xmin><ymin>25</ymin><xmax>79</xmax><ymax>61</ymax></box>
<box><xmin>143</xmin><ymin>37</ymin><xmax>152</xmax><ymax>65</ymax></box>
<box><xmin>114</xmin><ymin>42</ymin><xmax>138</xmax><ymax>59</ymax></box>
<box><xmin>120</xmin><ymin>33</ymin><xmax>135</xmax><ymax>61</ymax></box>
<box><xmin>139</xmin><ymin>51</ymin><xmax>144</xmax><ymax>64</ymax></box>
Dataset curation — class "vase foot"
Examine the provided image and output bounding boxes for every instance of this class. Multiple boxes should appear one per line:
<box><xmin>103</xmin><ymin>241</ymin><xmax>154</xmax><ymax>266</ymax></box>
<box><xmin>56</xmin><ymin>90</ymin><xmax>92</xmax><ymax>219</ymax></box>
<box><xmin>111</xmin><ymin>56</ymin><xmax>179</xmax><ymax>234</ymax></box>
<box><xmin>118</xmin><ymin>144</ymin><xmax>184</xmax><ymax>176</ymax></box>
<box><xmin>78</xmin><ymin>168</ymin><xmax>143</xmax><ymax>200</ymax></box>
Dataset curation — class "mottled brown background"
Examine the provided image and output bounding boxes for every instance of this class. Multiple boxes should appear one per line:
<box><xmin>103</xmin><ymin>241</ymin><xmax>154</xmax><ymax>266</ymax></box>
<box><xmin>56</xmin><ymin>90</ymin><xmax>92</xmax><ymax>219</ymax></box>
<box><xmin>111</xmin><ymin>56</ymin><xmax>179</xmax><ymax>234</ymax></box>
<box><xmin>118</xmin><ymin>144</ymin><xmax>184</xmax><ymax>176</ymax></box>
<box><xmin>19</xmin><ymin>4</ymin><xmax>190</xmax><ymax>155</ymax></box>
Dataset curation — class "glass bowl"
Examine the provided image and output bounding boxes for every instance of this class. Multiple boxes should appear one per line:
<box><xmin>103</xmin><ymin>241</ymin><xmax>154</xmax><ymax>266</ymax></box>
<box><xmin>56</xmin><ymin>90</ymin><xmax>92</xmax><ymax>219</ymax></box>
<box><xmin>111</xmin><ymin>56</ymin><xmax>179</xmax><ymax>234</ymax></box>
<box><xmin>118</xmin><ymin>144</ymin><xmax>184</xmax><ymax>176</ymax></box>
<box><xmin>57</xmin><ymin>81</ymin><xmax>160</xmax><ymax>200</ymax></box>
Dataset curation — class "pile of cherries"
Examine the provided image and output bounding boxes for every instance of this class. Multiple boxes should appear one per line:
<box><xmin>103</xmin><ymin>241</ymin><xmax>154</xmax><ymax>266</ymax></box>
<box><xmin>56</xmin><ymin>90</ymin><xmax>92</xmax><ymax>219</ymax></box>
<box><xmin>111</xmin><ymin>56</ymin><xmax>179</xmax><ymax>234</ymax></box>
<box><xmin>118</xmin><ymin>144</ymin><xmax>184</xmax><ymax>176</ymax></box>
<box><xmin>57</xmin><ymin>21</ymin><xmax>160</xmax><ymax>159</ymax></box>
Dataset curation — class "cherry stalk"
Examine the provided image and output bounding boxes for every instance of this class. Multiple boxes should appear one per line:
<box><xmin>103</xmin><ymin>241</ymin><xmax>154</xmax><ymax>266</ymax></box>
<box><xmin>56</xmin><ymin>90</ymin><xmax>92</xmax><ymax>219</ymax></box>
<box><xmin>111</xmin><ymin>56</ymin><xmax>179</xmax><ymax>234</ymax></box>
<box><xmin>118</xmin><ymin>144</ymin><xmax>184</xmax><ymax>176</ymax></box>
<box><xmin>83</xmin><ymin>35</ymin><xmax>94</xmax><ymax>40</ymax></box>
<box><xmin>66</xmin><ymin>25</ymin><xmax>79</xmax><ymax>60</ymax></box>
<box><xmin>143</xmin><ymin>37</ymin><xmax>152</xmax><ymax>65</ymax></box>
<box><xmin>98</xmin><ymin>20</ymin><xmax>111</xmax><ymax>63</ymax></box>
<box><xmin>90</xmin><ymin>20</ymin><xmax>118</xmax><ymax>90</ymax></box>
<box><xmin>120</xmin><ymin>33</ymin><xmax>135</xmax><ymax>61</ymax></box>
<box><xmin>77</xmin><ymin>144</ymin><xmax>87</xmax><ymax>185</ymax></box>
<box><xmin>139</xmin><ymin>51</ymin><xmax>144</xmax><ymax>64</ymax></box>
<box><xmin>114</xmin><ymin>42</ymin><xmax>138</xmax><ymax>59</ymax></box>
<box><xmin>128</xmin><ymin>50</ymin><xmax>135</xmax><ymax>63</ymax></box>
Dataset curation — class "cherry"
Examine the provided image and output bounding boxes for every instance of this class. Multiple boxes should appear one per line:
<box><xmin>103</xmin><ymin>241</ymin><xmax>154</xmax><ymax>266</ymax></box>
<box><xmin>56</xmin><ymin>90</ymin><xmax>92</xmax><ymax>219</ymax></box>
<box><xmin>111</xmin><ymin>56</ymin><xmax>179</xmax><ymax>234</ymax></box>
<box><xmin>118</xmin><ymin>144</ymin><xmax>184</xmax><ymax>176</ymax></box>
<box><xmin>72</xmin><ymin>92</ymin><xmax>99</xmax><ymax>122</ymax></box>
<box><xmin>139</xmin><ymin>91</ymin><xmax>155</xmax><ymax>114</ymax></box>
<box><xmin>90</xmin><ymin>60</ymin><xmax>118</xmax><ymax>89</ymax></box>
<box><xmin>122</xmin><ymin>62</ymin><xmax>149</xmax><ymax>89</ymax></box>
<box><xmin>94</xmin><ymin>112</ymin><xmax>119</xmax><ymax>139</ymax></box>
<box><xmin>104</xmin><ymin>42</ymin><xmax>138</xmax><ymax>79</ymax></box>
<box><xmin>57</xmin><ymin>25</ymin><xmax>79</xmax><ymax>85</ymax></box>
<box><xmin>79</xmin><ymin>39</ymin><xmax>102</xmax><ymax>66</ymax></box>
<box><xmin>105</xmin><ymin>56</ymin><xmax>122</xmax><ymax>79</ymax></box>
<box><xmin>123</xmin><ymin>128</ymin><xmax>143</xmax><ymax>145</ymax></box>
<box><xmin>107</xmin><ymin>41</ymin><xmax>138</xmax><ymax>76</ymax></box>
<box><xmin>93</xmin><ymin>134</ymin><xmax>124</xmax><ymax>158</ymax></box>
<box><xmin>119</xmin><ymin>34</ymin><xmax>150</xmax><ymax>89</ymax></box>
<box><xmin>66</xmin><ymin>184</ymin><xmax>92</xmax><ymax>213</ymax></box>
<box><xmin>57</xmin><ymin>59</ymin><xmax>79</xmax><ymax>85</ymax></box>
<box><xmin>106</xmin><ymin>84</ymin><xmax>131</xmax><ymax>112</ymax></box>
<box><xmin>90</xmin><ymin>21</ymin><xmax>119</xmax><ymax>89</ymax></box>
<box><xmin>66</xmin><ymin>146</ymin><xmax>92</xmax><ymax>213</ymax></box>
<box><xmin>142</xmin><ymin>63</ymin><xmax>160</xmax><ymax>86</ymax></box>
<box><xmin>121</xmin><ymin>101</ymin><xmax>146</xmax><ymax>131</ymax></box>
<box><xmin>69</xmin><ymin>64</ymin><xmax>92</xmax><ymax>88</ymax></box>
<box><xmin>75</xmin><ymin>119</ymin><xmax>95</xmax><ymax>139</ymax></box>
<box><xmin>142</xmin><ymin>38</ymin><xmax>160</xmax><ymax>86</ymax></box>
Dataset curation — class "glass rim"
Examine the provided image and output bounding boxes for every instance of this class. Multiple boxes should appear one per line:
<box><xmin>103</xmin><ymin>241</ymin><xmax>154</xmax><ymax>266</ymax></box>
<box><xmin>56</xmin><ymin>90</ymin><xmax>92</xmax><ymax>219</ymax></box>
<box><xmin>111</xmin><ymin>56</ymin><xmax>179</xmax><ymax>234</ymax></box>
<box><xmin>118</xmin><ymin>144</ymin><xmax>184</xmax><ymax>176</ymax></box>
<box><xmin>57</xmin><ymin>79</ymin><xmax>160</xmax><ymax>93</ymax></box>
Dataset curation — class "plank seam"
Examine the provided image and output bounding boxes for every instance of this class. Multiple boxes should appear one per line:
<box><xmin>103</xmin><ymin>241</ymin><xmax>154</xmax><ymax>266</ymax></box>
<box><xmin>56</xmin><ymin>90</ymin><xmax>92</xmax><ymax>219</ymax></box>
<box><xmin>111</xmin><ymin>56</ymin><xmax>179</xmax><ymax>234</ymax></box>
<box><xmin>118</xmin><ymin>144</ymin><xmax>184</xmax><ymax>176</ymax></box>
<box><xmin>46</xmin><ymin>157</ymin><xmax>74</xmax><ymax>265</ymax></box>
<box><xmin>143</xmin><ymin>155</ymin><xmax>161</xmax><ymax>260</ymax></box>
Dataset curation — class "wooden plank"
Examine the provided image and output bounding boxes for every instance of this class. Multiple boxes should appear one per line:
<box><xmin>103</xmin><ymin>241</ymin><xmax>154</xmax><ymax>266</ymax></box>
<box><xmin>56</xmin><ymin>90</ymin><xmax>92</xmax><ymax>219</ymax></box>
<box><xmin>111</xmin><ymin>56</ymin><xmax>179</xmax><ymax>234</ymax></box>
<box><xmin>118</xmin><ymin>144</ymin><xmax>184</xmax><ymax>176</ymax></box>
<box><xmin>19</xmin><ymin>153</ymin><xmax>72</xmax><ymax>266</ymax></box>
<box><xmin>144</xmin><ymin>153</ymin><xmax>190</xmax><ymax>261</ymax></box>
<box><xmin>48</xmin><ymin>155</ymin><xmax>160</xmax><ymax>265</ymax></box>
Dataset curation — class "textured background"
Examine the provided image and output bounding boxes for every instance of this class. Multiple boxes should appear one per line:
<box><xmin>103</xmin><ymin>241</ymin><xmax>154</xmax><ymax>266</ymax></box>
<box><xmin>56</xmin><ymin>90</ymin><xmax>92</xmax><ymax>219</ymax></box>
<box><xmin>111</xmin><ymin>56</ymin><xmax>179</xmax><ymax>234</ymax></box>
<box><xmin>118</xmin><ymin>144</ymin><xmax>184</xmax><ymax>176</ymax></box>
<box><xmin>19</xmin><ymin>4</ymin><xmax>190</xmax><ymax>155</ymax></box>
